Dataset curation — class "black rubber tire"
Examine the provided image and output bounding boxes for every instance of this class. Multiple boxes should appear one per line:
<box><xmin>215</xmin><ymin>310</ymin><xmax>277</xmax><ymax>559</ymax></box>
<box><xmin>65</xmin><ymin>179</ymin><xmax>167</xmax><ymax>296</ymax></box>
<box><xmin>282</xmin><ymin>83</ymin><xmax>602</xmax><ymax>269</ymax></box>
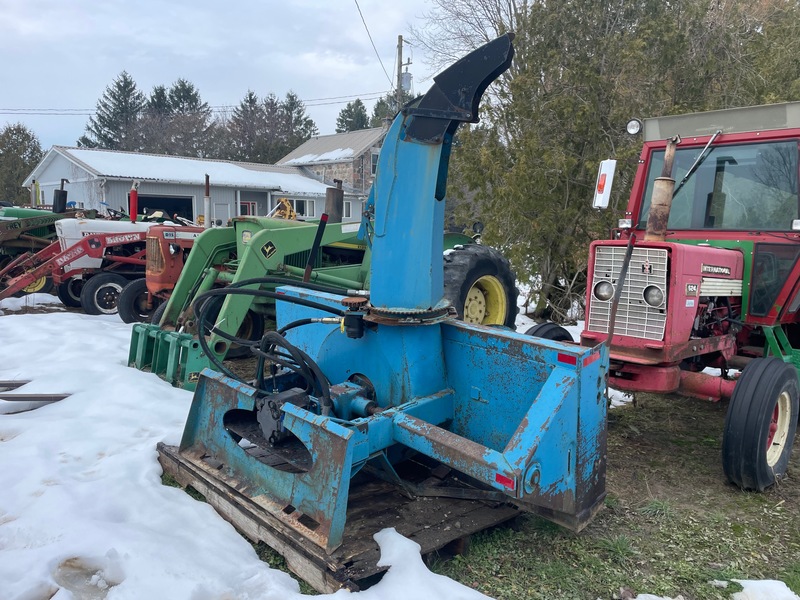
<box><xmin>13</xmin><ymin>274</ymin><xmax>54</xmax><ymax>297</ymax></box>
<box><xmin>722</xmin><ymin>357</ymin><xmax>799</xmax><ymax>491</ymax></box>
<box><xmin>442</xmin><ymin>244</ymin><xmax>518</xmax><ymax>328</ymax></box>
<box><xmin>150</xmin><ymin>299</ymin><xmax>168</xmax><ymax>325</ymax></box>
<box><xmin>117</xmin><ymin>278</ymin><xmax>157</xmax><ymax>324</ymax></box>
<box><xmin>524</xmin><ymin>322</ymin><xmax>574</xmax><ymax>342</ymax></box>
<box><xmin>198</xmin><ymin>295</ymin><xmax>266</xmax><ymax>359</ymax></box>
<box><xmin>56</xmin><ymin>278</ymin><xmax>84</xmax><ymax>308</ymax></box>
<box><xmin>80</xmin><ymin>272</ymin><xmax>130</xmax><ymax>315</ymax></box>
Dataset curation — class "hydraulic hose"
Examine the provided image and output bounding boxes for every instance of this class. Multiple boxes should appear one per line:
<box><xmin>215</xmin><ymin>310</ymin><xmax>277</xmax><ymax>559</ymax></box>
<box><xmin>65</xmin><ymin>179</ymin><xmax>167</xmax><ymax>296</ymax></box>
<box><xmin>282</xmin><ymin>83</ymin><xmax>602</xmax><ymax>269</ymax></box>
<box><xmin>191</xmin><ymin>278</ymin><xmax>343</xmax><ymax>407</ymax></box>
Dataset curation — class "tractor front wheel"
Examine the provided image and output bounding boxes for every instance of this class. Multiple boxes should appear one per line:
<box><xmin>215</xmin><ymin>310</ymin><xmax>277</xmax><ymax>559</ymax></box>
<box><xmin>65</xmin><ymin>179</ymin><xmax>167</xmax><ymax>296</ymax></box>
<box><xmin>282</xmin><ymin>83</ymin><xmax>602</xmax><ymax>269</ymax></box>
<box><xmin>197</xmin><ymin>295</ymin><xmax>265</xmax><ymax>359</ymax></box>
<box><xmin>14</xmin><ymin>274</ymin><xmax>54</xmax><ymax>297</ymax></box>
<box><xmin>443</xmin><ymin>244</ymin><xmax>518</xmax><ymax>328</ymax></box>
<box><xmin>524</xmin><ymin>322</ymin><xmax>574</xmax><ymax>342</ymax></box>
<box><xmin>56</xmin><ymin>278</ymin><xmax>85</xmax><ymax>308</ymax></box>
<box><xmin>722</xmin><ymin>357</ymin><xmax>799</xmax><ymax>491</ymax></box>
<box><xmin>80</xmin><ymin>273</ymin><xmax>129</xmax><ymax>316</ymax></box>
<box><xmin>149</xmin><ymin>299</ymin><xmax>168</xmax><ymax>325</ymax></box>
<box><xmin>117</xmin><ymin>278</ymin><xmax>157</xmax><ymax>324</ymax></box>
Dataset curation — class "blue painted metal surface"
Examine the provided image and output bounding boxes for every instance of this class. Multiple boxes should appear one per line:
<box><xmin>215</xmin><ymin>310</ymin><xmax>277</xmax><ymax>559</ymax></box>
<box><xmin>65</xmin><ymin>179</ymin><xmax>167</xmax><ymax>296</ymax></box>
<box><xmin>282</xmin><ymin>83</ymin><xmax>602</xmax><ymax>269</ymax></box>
<box><xmin>178</xmin><ymin>33</ymin><xmax>609</xmax><ymax>553</ymax></box>
<box><xmin>368</xmin><ymin>115</ymin><xmax>446</xmax><ymax>311</ymax></box>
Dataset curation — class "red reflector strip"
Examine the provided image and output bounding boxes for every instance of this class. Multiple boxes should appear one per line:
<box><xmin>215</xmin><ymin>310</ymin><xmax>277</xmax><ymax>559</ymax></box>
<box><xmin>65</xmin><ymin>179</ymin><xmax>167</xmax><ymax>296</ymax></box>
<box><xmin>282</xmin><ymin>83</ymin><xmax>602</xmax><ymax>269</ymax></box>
<box><xmin>583</xmin><ymin>352</ymin><xmax>600</xmax><ymax>367</ymax></box>
<box><xmin>597</xmin><ymin>173</ymin><xmax>607</xmax><ymax>193</ymax></box>
<box><xmin>495</xmin><ymin>473</ymin><xmax>515</xmax><ymax>490</ymax></box>
<box><xmin>557</xmin><ymin>352</ymin><xmax>577</xmax><ymax>366</ymax></box>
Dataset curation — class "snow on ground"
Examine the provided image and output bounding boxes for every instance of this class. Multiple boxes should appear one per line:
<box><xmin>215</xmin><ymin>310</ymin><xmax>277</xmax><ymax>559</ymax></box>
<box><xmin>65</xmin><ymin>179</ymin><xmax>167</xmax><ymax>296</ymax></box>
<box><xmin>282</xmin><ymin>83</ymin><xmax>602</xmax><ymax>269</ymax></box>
<box><xmin>0</xmin><ymin>298</ymin><xmax>796</xmax><ymax>599</ymax></box>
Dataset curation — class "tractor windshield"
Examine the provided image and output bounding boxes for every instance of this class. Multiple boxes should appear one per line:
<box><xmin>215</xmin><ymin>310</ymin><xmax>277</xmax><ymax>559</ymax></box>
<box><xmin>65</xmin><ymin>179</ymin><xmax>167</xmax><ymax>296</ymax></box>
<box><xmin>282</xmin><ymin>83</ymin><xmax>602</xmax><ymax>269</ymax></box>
<box><xmin>638</xmin><ymin>140</ymin><xmax>800</xmax><ymax>230</ymax></box>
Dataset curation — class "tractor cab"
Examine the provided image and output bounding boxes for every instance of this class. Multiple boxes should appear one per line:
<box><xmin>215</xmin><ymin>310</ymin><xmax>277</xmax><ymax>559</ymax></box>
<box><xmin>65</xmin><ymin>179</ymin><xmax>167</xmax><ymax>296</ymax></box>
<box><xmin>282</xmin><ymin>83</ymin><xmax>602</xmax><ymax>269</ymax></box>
<box><xmin>631</xmin><ymin>116</ymin><xmax>800</xmax><ymax>326</ymax></box>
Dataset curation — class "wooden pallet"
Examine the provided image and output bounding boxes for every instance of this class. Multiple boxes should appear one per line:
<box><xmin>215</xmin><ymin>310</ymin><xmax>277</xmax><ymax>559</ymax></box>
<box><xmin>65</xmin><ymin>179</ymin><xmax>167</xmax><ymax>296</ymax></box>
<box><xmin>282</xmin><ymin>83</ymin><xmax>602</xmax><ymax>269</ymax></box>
<box><xmin>157</xmin><ymin>442</ymin><xmax>519</xmax><ymax>592</ymax></box>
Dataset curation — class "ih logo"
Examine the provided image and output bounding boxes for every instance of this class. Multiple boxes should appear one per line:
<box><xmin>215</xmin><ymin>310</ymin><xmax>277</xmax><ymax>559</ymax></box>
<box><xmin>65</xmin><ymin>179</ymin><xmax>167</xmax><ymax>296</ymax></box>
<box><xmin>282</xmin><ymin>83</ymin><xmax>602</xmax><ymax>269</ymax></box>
<box><xmin>641</xmin><ymin>259</ymin><xmax>652</xmax><ymax>275</ymax></box>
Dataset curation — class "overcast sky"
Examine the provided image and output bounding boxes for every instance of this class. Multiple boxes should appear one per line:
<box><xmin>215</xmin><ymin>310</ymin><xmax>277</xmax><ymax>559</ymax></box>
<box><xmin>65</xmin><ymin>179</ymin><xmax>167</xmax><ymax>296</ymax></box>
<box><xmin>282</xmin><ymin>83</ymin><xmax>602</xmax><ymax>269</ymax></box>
<box><xmin>0</xmin><ymin>0</ymin><xmax>433</xmax><ymax>150</ymax></box>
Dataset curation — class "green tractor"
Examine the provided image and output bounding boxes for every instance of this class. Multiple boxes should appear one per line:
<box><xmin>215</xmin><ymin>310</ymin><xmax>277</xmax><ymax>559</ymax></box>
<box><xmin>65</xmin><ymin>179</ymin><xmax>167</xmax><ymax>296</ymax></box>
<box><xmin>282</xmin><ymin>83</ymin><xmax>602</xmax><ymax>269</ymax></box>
<box><xmin>129</xmin><ymin>211</ymin><xmax>517</xmax><ymax>390</ymax></box>
<box><xmin>0</xmin><ymin>206</ymin><xmax>70</xmax><ymax>295</ymax></box>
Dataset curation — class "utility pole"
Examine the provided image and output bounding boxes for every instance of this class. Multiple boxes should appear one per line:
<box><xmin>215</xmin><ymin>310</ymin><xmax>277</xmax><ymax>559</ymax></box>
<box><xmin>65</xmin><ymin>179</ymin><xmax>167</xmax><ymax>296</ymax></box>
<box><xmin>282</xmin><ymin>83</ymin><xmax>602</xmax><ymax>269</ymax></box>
<box><xmin>394</xmin><ymin>35</ymin><xmax>413</xmax><ymax>113</ymax></box>
<box><xmin>396</xmin><ymin>35</ymin><xmax>404</xmax><ymax>112</ymax></box>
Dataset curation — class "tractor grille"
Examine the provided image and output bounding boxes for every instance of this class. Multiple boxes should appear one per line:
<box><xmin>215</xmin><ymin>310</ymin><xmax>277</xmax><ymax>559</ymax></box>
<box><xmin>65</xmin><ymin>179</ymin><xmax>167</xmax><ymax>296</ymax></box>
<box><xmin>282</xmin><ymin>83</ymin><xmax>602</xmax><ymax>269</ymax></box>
<box><xmin>284</xmin><ymin>248</ymin><xmax>322</xmax><ymax>269</ymax></box>
<box><xmin>587</xmin><ymin>246</ymin><xmax>668</xmax><ymax>341</ymax></box>
<box><xmin>146</xmin><ymin>236</ymin><xmax>165</xmax><ymax>274</ymax></box>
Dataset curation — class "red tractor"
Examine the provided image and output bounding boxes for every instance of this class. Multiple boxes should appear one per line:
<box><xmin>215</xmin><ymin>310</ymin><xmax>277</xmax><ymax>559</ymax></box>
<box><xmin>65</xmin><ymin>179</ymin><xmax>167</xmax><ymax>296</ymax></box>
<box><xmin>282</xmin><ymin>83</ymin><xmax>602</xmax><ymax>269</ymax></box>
<box><xmin>116</xmin><ymin>223</ymin><xmax>203</xmax><ymax>323</ymax></box>
<box><xmin>579</xmin><ymin>102</ymin><xmax>800</xmax><ymax>491</ymax></box>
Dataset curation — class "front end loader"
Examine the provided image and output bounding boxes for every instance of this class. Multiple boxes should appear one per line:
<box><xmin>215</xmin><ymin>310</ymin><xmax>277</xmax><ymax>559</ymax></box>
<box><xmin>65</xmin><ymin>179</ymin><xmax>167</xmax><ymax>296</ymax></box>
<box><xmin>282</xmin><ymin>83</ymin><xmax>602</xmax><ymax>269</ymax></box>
<box><xmin>0</xmin><ymin>206</ymin><xmax>97</xmax><ymax>295</ymax></box>
<box><xmin>129</xmin><ymin>199</ymin><xmax>518</xmax><ymax>390</ymax></box>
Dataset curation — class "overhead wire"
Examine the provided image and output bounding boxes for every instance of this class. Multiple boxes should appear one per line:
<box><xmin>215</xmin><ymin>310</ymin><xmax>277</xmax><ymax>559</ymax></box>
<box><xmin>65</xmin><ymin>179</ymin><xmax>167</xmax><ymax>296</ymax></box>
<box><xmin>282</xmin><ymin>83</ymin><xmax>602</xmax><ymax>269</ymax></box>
<box><xmin>0</xmin><ymin>90</ymin><xmax>390</xmax><ymax>117</ymax></box>
<box><xmin>353</xmin><ymin>0</ymin><xmax>394</xmax><ymax>89</ymax></box>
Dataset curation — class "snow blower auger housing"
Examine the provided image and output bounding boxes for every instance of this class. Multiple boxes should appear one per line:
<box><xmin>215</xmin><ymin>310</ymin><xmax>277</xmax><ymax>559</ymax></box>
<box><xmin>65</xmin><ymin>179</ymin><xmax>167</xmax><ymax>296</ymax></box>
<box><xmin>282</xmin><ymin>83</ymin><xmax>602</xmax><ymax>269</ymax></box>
<box><xmin>170</xmin><ymin>34</ymin><xmax>608</xmax><ymax>568</ymax></box>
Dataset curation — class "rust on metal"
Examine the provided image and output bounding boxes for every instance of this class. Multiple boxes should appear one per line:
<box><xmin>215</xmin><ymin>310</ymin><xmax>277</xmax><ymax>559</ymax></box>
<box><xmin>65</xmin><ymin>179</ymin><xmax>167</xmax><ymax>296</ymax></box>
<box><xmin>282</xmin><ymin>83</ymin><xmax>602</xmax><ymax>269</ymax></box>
<box><xmin>644</xmin><ymin>135</ymin><xmax>680</xmax><ymax>242</ymax></box>
<box><xmin>341</xmin><ymin>296</ymin><xmax>368</xmax><ymax>310</ymax></box>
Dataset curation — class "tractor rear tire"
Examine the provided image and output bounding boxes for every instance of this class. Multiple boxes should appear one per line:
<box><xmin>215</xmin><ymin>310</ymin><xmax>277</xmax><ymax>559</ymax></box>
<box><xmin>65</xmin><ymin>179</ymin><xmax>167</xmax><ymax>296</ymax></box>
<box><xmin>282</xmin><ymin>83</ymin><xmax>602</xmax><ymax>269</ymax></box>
<box><xmin>443</xmin><ymin>244</ymin><xmax>518</xmax><ymax>328</ymax></box>
<box><xmin>117</xmin><ymin>278</ymin><xmax>157</xmax><ymax>324</ymax></box>
<box><xmin>150</xmin><ymin>299</ymin><xmax>168</xmax><ymax>325</ymax></box>
<box><xmin>56</xmin><ymin>278</ymin><xmax>85</xmax><ymax>308</ymax></box>
<box><xmin>524</xmin><ymin>322</ymin><xmax>574</xmax><ymax>342</ymax></box>
<box><xmin>722</xmin><ymin>357</ymin><xmax>799</xmax><ymax>491</ymax></box>
<box><xmin>80</xmin><ymin>273</ymin><xmax>129</xmax><ymax>316</ymax></box>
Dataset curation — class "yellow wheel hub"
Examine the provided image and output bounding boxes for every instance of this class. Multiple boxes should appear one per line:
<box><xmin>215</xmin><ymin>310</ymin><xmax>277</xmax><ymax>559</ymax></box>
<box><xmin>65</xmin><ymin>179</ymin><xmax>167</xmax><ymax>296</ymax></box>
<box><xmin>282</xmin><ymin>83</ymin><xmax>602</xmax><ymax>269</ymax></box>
<box><xmin>463</xmin><ymin>275</ymin><xmax>507</xmax><ymax>325</ymax></box>
<box><xmin>22</xmin><ymin>276</ymin><xmax>48</xmax><ymax>294</ymax></box>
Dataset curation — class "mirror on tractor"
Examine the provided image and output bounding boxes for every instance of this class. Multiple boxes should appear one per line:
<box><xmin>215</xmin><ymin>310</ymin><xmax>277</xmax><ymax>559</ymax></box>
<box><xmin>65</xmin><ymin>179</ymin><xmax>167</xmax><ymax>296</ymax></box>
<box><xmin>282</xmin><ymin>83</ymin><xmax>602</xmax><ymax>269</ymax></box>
<box><xmin>592</xmin><ymin>159</ymin><xmax>617</xmax><ymax>209</ymax></box>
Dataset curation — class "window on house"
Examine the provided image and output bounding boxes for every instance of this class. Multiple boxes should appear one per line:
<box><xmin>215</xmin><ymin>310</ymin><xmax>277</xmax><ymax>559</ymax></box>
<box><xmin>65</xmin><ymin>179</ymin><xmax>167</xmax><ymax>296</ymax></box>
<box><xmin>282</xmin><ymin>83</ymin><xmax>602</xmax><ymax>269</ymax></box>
<box><xmin>344</xmin><ymin>201</ymin><xmax>352</xmax><ymax>219</ymax></box>
<box><xmin>371</xmin><ymin>151</ymin><xmax>380</xmax><ymax>175</ymax></box>
<box><xmin>240</xmin><ymin>201</ymin><xmax>256</xmax><ymax>216</ymax></box>
<box><xmin>291</xmin><ymin>199</ymin><xmax>315</xmax><ymax>217</ymax></box>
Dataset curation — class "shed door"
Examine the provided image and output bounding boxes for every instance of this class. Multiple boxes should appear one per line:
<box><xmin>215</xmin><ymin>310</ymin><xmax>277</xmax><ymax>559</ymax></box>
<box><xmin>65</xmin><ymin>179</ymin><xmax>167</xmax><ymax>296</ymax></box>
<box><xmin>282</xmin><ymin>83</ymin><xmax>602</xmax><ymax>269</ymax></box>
<box><xmin>135</xmin><ymin>195</ymin><xmax>193</xmax><ymax>221</ymax></box>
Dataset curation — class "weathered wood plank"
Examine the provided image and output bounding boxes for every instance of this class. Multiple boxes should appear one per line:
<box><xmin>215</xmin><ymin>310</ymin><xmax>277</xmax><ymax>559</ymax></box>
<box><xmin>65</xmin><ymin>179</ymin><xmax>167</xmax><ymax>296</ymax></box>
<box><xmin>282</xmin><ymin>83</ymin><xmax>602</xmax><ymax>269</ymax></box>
<box><xmin>157</xmin><ymin>443</ymin><xmax>519</xmax><ymax>593</ymax></box>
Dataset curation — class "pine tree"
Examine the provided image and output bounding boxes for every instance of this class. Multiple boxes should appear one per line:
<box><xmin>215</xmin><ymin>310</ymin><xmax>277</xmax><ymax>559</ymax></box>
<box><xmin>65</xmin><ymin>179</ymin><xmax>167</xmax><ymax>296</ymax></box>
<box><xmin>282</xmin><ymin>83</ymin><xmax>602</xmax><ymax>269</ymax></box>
<box><xmin>137</xmin><ymin>85</ymin><xmax>173</xmax><ymax>154</ymax></box>
<box><xmin>0</xmin><ymin>123</ymin><xmax>43</xmax><ymax>205</ymax></box>
<box><xmin>281</xmin><ymin>91</ymin><xmax>318</xmax><ymax>151</ymax></box>
<box><xmin>336</xmin><ymin>99</ymin><xmax>369</xmax><ymax>132</ymax></box>
<box><xmin>369</xmin><ymin>91</ymin><xmax>413</xmax><ymax>128</ymax></box>
<box><xmin>78</xmin><ymin>71</ymin><xmax>146</xmax><ymax>150</ymax></box>
<box><xmin>164</xmin><ymin>79</ymin><xmax>213</xmax><ymax>157</ymax></box>
<box><xmin>227</xmin><ymin>90</ymin><xmax>267</xmax><ymax>162</ymax></box>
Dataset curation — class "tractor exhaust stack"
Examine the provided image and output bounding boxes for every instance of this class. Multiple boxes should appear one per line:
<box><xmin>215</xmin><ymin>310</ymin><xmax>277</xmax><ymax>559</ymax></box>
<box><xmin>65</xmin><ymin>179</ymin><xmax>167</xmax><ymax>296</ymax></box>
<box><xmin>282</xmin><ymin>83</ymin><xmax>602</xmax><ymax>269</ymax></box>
<box><xmin>644</xmin><ymin>135</ymin><xmax>680</xmax><ymax>241</ymax></box>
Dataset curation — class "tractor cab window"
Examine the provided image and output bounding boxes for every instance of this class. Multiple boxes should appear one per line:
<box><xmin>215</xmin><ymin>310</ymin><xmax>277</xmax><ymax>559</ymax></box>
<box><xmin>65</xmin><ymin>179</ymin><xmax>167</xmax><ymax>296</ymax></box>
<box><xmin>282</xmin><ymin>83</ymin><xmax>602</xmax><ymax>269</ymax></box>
<box><xmin>750</xmin><ymin>243</ymin><xmax>800</xmax><ymax>316</ymax></box>
<box><xmin>638</xmin><ymin>140</ymin><xmax>799</xmax><ymax>231</ymax></box>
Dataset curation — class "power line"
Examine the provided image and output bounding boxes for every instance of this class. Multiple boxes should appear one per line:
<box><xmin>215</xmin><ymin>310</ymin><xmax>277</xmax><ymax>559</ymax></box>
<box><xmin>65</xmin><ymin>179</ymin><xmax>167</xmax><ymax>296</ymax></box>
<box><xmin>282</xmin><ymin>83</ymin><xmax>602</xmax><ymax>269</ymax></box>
<box><xmin>0</xmin><ymin>90</ymin><xmax>391</xmax><ymax>117</ymax></box>
<box><xmin>353</xmin><ymin>0</ymin><xmax>394</xmax><ymax>88</ymax></box>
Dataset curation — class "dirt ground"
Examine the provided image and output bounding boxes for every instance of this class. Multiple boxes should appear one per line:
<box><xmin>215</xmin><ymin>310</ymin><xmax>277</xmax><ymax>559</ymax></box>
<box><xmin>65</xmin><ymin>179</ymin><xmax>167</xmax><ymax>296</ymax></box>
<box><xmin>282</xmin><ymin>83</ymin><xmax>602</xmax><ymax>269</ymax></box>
<box><xmin>434</xmin><ymin>391</ymin><xmax>800</xmax><ymax>600</ymax></box>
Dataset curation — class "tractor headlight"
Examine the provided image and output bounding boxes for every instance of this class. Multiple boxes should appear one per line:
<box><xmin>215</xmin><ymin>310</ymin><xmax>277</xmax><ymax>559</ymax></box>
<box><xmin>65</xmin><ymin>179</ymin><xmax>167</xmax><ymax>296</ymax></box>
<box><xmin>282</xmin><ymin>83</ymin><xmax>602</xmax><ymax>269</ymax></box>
<box><xmin>593</xmin><ymin>281</ymin><xmax>614</xmax><ymax>302</ymax></box>
<box><xmin>626</xmin><ymin>118</ymin><xmax>643</xmax><ymax>135</ymax></box>
<box><xmin>169</xmin><ymin>243</ymin><xmax>180</xmax><ymax>255</ymax></box>
<box><xmin>643</xmin><ymin>285</ymin><xmax>664</xmax><ymax>307</ymax></box>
